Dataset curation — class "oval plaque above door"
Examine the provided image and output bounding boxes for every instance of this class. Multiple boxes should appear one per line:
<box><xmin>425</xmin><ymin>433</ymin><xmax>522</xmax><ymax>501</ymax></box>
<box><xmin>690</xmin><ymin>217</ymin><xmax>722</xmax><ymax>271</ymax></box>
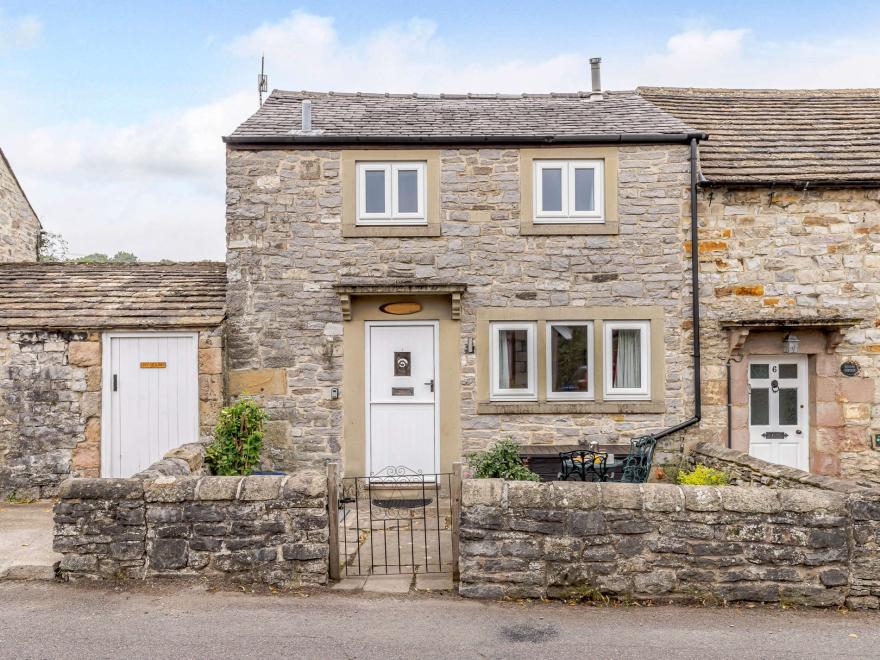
<box><xmin>379</xmin><ymin>301</ymin><xmax>422</xmax><ymax>315</ymax></box>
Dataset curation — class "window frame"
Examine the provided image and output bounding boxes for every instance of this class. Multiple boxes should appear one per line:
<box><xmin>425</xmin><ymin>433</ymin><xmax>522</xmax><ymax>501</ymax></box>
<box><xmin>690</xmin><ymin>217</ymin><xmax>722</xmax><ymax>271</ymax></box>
<box><xmin>603</xmin><ymin>320</ymin><xmax>651</xmax><ymax>401</ymax></box>
<box><xmin>489</xmin><ymin>321</ymin><xmax>537</xmax><ymax>401</ymax></box>
<box><xmin>533</xmin><ymin>159</ymin><xmax>605</xmax><ymax>224</ymax></box>
<box><xmin>546</xmin><ymin>321</ymin><xmax>594</xmax><ymax>401</ymax></box>
<box><xmin>356</xmin><ymin>161</ymin><xmax>427</xmax><ymax>226</ymax></box>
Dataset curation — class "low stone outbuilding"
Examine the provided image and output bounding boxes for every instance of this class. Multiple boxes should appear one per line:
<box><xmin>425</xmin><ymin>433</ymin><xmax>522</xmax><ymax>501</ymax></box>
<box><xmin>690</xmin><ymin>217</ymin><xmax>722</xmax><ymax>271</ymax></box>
<box><xmin>0</xmin><ymin>262</ymin><xmax>226</xmax><ymax>498</ymax></box>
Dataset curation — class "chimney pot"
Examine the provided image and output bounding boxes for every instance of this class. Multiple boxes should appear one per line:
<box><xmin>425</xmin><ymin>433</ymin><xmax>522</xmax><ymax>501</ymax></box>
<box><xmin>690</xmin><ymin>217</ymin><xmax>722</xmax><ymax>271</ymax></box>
<box><xmin>589</xmin><ymin>57</ymin><xmax>602</xmax><ymax>101</ymax></box>
<box><xmin>301</xmin><ymin>99</ymin><xmax>312</xmax><ymax>132</ymax></box>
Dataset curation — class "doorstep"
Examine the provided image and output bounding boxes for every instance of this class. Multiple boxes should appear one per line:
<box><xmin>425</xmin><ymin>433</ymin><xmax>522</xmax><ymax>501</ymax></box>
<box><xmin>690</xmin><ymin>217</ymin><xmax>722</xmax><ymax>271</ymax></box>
<box><xmin>0</xmin><ymin>502</ymin><xmax>61</xmax><ymax>581</ymax></box>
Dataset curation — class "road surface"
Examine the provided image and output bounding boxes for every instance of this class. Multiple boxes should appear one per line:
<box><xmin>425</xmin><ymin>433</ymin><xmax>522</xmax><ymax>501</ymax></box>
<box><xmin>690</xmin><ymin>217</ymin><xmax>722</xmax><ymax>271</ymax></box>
<box><xmin>0</xmin><ymin>581</ymin><xmax>877</xmax><ymax>659</ymax></box>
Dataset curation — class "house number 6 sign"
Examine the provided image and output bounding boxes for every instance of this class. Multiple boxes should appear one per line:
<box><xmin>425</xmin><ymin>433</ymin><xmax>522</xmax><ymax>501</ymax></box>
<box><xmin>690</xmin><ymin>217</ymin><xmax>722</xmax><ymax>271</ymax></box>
<box><xmin>394</xmin><ymin>352</ymin><xmax>411</xmax><ymax>377</ymax></box>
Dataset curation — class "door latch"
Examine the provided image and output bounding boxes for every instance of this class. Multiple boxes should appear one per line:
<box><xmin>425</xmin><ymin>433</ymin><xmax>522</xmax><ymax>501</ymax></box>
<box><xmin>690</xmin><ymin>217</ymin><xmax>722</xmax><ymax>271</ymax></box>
<box><xmin>424</xmin><ymin>379</ymin><xmax>435</xmax><ymax>393</ymax></box>
<box><xmin>112</xmin><ymin>374</ymin><xmax>118</xmax><ymax>392</ymax></box>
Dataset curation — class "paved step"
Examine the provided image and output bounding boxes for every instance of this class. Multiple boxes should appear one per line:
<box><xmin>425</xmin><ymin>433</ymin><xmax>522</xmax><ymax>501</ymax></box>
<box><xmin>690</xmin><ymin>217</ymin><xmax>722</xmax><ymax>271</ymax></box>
<box><xmin>0</xmin><ymin>503</ymin><xmax>61</xmax><ymax>581</ymax></box>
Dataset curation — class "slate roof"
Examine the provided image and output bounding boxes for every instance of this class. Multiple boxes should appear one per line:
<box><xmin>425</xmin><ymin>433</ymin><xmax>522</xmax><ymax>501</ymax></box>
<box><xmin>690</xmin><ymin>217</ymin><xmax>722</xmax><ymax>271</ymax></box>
<box><xmin>638</xmin><ymin>87</ymin><xmax>880</xmax><ymax>185</ymax></box>
<box><xmin>225</xmin><ymin>90</ymin><xmax>698</xmax><ymax>143</ymax></box>
<box><xmin>0</xmin><ymin>262</ymin><xmax>226</xmax><ymax>329</ymax></box>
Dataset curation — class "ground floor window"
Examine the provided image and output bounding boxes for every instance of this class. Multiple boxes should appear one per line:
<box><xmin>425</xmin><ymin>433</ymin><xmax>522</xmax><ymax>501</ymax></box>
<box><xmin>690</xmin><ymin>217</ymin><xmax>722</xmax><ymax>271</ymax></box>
<box><xmin>480</xmin><ymin>309</ymin><xmax>661</xmax><ymax>405</ymax></box>
<box><xmin>604</xmin><ymin>320</ymin><xmax>650</xmax><ymax>400</ymax></box>
<box><xmin>490</xmin><ymin>322</ymin><xmax>536</xmax><ymax>400</ymax></box>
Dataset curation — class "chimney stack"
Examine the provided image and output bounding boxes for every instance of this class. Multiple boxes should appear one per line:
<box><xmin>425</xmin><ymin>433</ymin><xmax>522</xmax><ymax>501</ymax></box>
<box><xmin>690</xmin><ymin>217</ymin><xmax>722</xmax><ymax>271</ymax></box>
<box><xmin>301</xmin><ymin>99</ymin><xmax>312</xmax><ymax>132</ymax></box>
<box><xmin>589</xmin><ymin>57</ymin><xmax>602</xmax><ymax>101</ymax></box>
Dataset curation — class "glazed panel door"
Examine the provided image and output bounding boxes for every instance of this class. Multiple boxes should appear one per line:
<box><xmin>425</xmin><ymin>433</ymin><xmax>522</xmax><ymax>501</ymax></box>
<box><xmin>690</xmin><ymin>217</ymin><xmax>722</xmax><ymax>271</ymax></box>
<box><xmin>747</xmin><ymin>355</ymin><xmax>808</xmax><ymax>470</ymax></box>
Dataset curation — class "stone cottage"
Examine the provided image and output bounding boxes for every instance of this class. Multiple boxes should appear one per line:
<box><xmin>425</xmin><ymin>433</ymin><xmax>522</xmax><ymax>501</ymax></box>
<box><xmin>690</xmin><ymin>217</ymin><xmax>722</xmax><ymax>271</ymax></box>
<box><xmin>0</xmin><ymin>262</ymin><xmax>226</xmax><ymax>498</ymax></box>
<box><xmin>0</xmin><ymin>146</ymin><xmax>40</xmax><ymax>262</ymax></box>
<box><xmin>640</xmin><ymin>88</ymin><xmax>880</xmax><ymax>484</ymax></box>
<box><xmin>223</xmin><ymin>88</ymin><xmax>705</xmax><ymax>477</ymax></box>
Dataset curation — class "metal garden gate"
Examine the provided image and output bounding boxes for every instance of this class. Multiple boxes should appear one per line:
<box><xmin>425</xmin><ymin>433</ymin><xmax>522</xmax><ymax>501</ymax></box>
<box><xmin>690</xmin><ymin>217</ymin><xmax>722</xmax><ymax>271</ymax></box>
<box><xmin>328</xmin><ymin>464</ymin><xmax>462</xmax><ymax>579</ymax></box>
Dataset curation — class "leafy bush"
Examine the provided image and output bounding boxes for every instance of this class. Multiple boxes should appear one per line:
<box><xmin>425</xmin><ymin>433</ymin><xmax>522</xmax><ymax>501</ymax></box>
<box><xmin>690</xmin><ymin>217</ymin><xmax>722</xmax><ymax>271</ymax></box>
<box><xmin>467</xmin><ymin>439</ymin><xmax>541</xmax><ymax>482</ymax></box>
<box><xmin>205</xmin><ymin>398</ymin><xmax>268</xmax><ymax>476</ymax></box>
<box><xmin>677</xmin><ymin>463</ymin><xmax>729</xmax><ymax>486</ymax></box>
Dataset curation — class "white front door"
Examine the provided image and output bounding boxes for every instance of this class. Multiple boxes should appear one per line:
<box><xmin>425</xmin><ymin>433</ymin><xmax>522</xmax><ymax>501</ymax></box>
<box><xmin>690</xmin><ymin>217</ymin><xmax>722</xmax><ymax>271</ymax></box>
<box><xmin>366</xmin><ymin>322</ymin><xmax>438</xmax><ymax>476</ymax></box>
<box><xmin>102</xmin><ymin>333</ymin><xmax>199</xmax><ymax>477</ymax></box>
<box><xmin>747</xmin><ymin>355</ymin><xmax>809</xmax><ymax>470</ymax></box>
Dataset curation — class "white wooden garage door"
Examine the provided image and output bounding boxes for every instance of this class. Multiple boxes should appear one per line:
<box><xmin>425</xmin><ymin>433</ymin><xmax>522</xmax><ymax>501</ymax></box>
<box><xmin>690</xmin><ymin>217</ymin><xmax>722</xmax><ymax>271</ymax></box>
<box><xmin>101</xmin><ymin>333</ymin><xmax>199</xmax><ymax>477</ymax></box>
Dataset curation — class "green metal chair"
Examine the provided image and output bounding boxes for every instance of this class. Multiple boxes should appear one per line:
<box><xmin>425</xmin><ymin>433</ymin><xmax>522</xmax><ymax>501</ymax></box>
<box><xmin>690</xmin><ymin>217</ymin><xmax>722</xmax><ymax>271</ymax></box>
<box><xmin>614</xmin><ymin>435</ymin><xmax>658</xmax><ymax>484</ymax></box>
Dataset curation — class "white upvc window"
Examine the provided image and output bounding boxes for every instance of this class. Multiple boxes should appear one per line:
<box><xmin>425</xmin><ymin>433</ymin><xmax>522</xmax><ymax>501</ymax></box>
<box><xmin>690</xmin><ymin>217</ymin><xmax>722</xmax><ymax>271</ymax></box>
<box><xmin>534</xmin><ymin>159</ymin><xmax>604</xmax><ymax>223</ymax></box>
<box><xmin>546</xmin><ymin>321</ymin><xmax>594</xmax><ymax>400</ymax></box>
<box><xmin>603</xmin><ymin>320</ymin><xmax>650</xmax><ymax>400</ymax></box>
<box><xmin>490</xmin><ymin>322</ymin><xmax>537</xmax><ymax>401</ymax></box>
<box><xmin>356</xmin><ymin>161</ymin><xmax>426</xmax><ymax>225</ymax></box>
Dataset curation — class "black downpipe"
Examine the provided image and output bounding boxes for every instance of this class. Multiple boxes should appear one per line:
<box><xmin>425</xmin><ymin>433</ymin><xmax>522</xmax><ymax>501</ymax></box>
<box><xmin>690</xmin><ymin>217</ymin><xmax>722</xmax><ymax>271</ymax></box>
<box><xmin>654</xmin><ymin>137</ymin><xmax>702</xmax><ymax>440</ymax></box>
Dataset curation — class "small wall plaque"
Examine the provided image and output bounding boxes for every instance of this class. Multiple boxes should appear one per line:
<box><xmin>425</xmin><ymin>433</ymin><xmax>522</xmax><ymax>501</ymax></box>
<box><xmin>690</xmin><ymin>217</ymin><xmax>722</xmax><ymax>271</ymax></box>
<box><xmin>391</xmin><ymin>387</ymin><xmax>414</xmax><ymax>396</ymax></box>
<box><xmin>380</xmin><ymin>301</ymin><xmax>422</xmax><ymax>315</ymax></box>
<box><xmin>140</xmin><ymin>361</ymin><xmax>167</xmax><ymax>369</ymax></box>
<box><xmin>394</xmin><ymin>352</ymin><xmax>411</xmax><ymax>377</ymax></box>
<box><xmin>840</xmin><ymin>361</ymin><xmax>861</xmax><ymax>377</ymax></box>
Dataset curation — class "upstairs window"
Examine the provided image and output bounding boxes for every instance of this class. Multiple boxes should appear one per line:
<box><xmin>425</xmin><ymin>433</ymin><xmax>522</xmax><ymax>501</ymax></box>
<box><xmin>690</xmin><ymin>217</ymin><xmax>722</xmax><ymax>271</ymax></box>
<box><xmin>534</xmin><ymin>160</ymin><xmax>604</xmax><ymax>223</ymax></box>
<box><xmin>357</xmin><ymin>162</ymin><xmax>426</xmax><ymax>225</ymax></box>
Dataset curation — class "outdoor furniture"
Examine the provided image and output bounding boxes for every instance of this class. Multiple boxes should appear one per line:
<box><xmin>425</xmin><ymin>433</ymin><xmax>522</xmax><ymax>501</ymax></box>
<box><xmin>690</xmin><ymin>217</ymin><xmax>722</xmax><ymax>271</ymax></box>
<box><xmin>519</xmin><ymin>444</ymin><xmax>628</xmax><ymax>481</ymax></box>
<box><xmin>608</xmin><ymin>435</ymin><xmax>658</xmax><ymax>484</ymax></box>
<box><xmin>558</xmin><ymin>449</ymin><xmax>611</xmax><ymax>482</ymax></box>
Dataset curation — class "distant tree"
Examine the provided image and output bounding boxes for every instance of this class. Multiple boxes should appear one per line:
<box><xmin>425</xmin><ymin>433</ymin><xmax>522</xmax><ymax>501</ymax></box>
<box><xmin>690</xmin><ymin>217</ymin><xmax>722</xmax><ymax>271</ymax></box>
<box><xmin>38</xmin><ymin>230</ymin><xmax>69</xmax><ymax>262</ymax></box>
<box><xmin>77</xmin><ymin>251</ymin><xmax>139</xmax><ymax>263</ymax></box>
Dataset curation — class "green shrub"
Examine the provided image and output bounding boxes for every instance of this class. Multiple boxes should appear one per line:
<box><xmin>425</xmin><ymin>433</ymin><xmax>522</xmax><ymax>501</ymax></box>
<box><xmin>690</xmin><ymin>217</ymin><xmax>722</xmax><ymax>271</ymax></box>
<box><xmin>205</xmin><ymin>398</ymin><xmax>268</xmax><ymax>476</ymax></box>
<box><xmin>466</xmin><ymin>439</ymin><xmax>541</xmax><ymax>481</ymax></box>
<box><xmin>677</xmin><ymin>463</ymin><xmax>729</xmax><ymax>486</ymax></box>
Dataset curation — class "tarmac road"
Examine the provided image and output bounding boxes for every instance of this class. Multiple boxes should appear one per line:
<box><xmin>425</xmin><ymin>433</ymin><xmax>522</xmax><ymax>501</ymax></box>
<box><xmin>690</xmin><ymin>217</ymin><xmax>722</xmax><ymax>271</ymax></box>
<box><xmin>0</xmin><ymin>581</ymin><xmax>877</xmax><ymax>659</ymax></box>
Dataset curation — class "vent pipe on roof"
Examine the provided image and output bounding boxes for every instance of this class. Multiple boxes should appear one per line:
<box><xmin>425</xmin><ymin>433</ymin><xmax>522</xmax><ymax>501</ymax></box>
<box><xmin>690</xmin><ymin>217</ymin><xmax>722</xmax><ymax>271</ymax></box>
<box><xmin>301</xmin><ymin>100</ymin><xmax>312</xmax><ymax>132</ymax></box>
<box><xmin>589</xmin><ymin>57</ymin><xmax>603</xmax><ymax>101</ymax></box>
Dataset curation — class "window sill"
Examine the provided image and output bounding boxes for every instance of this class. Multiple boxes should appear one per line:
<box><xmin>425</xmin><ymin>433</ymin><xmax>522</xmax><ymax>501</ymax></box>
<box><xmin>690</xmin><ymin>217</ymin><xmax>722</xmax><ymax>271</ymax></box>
<box><xmin>477</xmin><ymin>400</ymin><xmax>665</xmax><ymax>415</ymax></box>
<box><xmin>520</xmin><ymin>221</ymin><xmax>619</xmax><ymax>236</ymax></box>
<box><xmin>343</xmin><ymin>224</ymin><xmax>441</xmax><ymax>238</ymax></box>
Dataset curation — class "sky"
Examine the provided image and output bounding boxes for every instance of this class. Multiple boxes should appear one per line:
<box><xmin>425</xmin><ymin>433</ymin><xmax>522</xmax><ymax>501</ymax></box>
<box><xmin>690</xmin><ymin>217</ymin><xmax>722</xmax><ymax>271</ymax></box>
<box><xmin>3</xmin><ymin>1</ymin><xmax>880</xmax><ymax>261</ymax></box>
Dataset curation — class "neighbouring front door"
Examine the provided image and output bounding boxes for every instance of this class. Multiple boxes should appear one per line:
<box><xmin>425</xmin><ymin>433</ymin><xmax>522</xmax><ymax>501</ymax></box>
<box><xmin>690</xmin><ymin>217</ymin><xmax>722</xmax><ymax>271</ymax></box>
<box><xmin>747</xmin><ymin>355</ymin><xmax>809</xmax><ymax>470</ymax></box>
<box><xmin>102</xmin><ymin>333</ymin><xmax>199</xmax><ymax>477</ymax></box>
<box><xmin>366</xmin><ymin>322</ymin><xmax>438</xmax><ymax>476</ymax></box>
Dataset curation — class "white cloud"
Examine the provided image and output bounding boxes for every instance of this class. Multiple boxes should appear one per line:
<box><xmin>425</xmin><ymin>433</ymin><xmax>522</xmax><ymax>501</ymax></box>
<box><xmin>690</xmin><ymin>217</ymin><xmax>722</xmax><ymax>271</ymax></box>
<box><xmin>7</xmin><ymin>13</ymin><xmax>880</xmax><ymax>261</ymax></box>
<box><xmin>0</xmin><ymin>12</ymin><xmax>42</xmax><ymax>51</ymax></box>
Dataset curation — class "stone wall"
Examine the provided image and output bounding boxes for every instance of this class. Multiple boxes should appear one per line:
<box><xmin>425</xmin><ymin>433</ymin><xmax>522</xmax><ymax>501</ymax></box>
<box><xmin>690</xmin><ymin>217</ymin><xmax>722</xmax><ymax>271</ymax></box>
<box><xmin>225</xmin><ymin>145</ymin><xmax>694</xmax><ymax>471</ymax></box>
<box><xmin>0</xmin><ymin>149</ymin><xmax>40</xmax><ymax>262</ymax></box>
<box><xmin>688</xmin><ymin>186</ymin><xmax>880</xmax><ymax>478</ymax></box>
<box><xmin>54</xmin><ymin>471</ymin><xmax>328</xmax><ymax>587</ymax></box>
<box><xmin>0</xmin><ymin>331</ymin><xmax>101</xmax><ymax>498</ymax></box>
<box><xmin>690</xmin><ymin>442</ymin><xmax>875</xmax><ymax>493</ymax></box>
<box><xmin>0</xmin><ymin>327</ymin><xmax>224</xmax><ymax>497</ymax></box>
<box><xmin>459</xmin><ymin>478</ymin><xmax>880</xmax><ymax>609</ymax></box>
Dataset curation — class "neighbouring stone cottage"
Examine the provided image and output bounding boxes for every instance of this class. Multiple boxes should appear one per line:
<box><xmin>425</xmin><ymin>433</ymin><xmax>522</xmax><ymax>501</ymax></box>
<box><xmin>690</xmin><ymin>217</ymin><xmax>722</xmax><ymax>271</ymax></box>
<box><xmin>641</xmin><ymin>88</ymin><xmax>880</xmax><ymax>484</ymax></box>
<box><xmin>0</xmin><ymin>146</ymin><xmax>40</xmax><ymax>262</ymax></box>
<box><xmin>0</xmin><ymin>262</ymin><xmax>226</xmax><ymax>498</ymax></box>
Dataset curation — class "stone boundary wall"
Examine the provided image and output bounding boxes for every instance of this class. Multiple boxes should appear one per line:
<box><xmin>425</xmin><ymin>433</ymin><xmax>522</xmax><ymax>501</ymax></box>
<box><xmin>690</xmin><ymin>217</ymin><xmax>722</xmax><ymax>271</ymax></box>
<box><xmin>134</xmin><ymin>442</ymin><xmax>208</xmax><ymax>480</ymax></box>
<box><xmin>459</xmin><ymin>479</ymin><xmax>880</xmax><ymax>609</ymax></box>
<box><xmin>689</xmin><ymin>442</ymin><xmax>875</xmax><ymax>493</ymax></box>
<box><xmin>53</xmin><ymin>471</ymin><xmax>328</xmax><ymax>588</ymax></box>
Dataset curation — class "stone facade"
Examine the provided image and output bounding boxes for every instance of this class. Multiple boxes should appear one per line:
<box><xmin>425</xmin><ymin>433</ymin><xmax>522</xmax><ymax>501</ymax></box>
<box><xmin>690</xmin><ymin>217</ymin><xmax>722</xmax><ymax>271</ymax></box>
<box><xmin>459</xmin><ymin>478</ymin><xmax>880</xmax><ymax>609</ymax></box>
<box><xmin>0</xmin><ymin>327</ymin><xmax>224</xmax><ymax>498</ymax></box>
<box><xmin>686</xmin><ymin>186</ymin><xmax>880</xmax><ymax>478</ymax></box>
<box><xmin>54</xmin><ymin>471</ymin><xmax>328</xmax><ymax>587</ymax></box>
<box><xmin>226</xmin><ymin>145</ymin><xmax>695</xmax><ymax>472</ymax></box>
<box><xmin>0</xmin><ymin>149</ymin><xmax>40</xmax><ymax>262</ymax></box>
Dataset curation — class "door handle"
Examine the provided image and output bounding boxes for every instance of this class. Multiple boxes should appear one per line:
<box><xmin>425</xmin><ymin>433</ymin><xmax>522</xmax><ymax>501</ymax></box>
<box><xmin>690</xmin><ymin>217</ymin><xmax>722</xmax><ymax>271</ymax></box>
<box><xmin>113</xmin><ymin>374</ymin><xmax>118</xmax><ymax>392</ymax></box>
<box><xmin>424</xmin><ymin>379</ymin><xmax>435</xmax><ymax>393</ymax></box>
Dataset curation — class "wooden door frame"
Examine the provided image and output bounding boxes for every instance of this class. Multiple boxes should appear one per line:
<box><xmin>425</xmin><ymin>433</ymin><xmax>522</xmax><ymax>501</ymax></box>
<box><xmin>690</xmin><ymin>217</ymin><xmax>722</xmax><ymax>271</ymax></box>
<box><xmin>364</xmin><ymin>320</ymin><xmax>440</xmax><ymax>477</ymax></box>
<box><xmin>100</xmin><ymin>331</ymin><xmax>199</xmax><ymax>478</ymax></box>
